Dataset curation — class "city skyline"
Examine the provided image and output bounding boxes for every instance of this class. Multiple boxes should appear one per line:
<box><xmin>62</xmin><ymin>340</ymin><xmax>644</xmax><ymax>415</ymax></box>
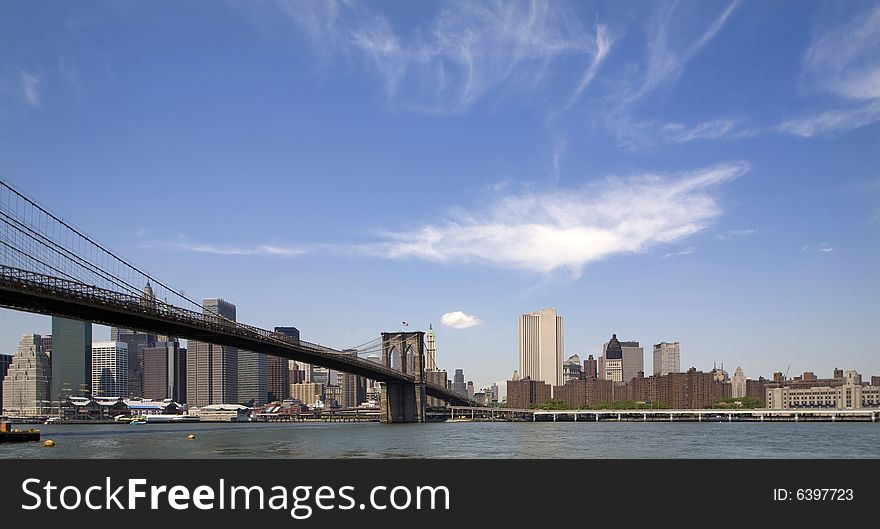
<box><xmin>1</xmin><ymin>1</ymin><xmax>879</xmax><ymax>390</ymax></box>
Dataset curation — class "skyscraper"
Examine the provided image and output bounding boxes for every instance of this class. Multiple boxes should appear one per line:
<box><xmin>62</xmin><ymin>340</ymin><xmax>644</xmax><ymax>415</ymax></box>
<box><xmin>583</xmin><ymin>355</ymin><xmax>598</xmax><ymax>379</ymax></box>
<box><xmin>564</xmin><ymin>354</ymin><xmax>582</xmax><ymax>382</ymax></box>
<box><xmin>601</xmin><ymin>334</ymin><xmax>623</xmax><ymax>382</ymax></box>
<box><xmin>519</xmin><ymin>307</ymin><xmax>564</xmax><ymax>388</ymax></box>
<box><xmin>339</xmin><ymin>349</ymin><xmax>366</xmax><ymax>408</ymax></box>
<box><xmin>273</xmin><ymin>326</ymin><xmax>301</xmax><ymax>395</ymax></box>
<box><xmin>0</xmin><ymin>353</ymin><xmax>12</xmax><ymax>412</ymax></box>
<box><xmin>112</xmin><ymin>284</ymin><xmax>160</xmax><ymax>398</ymax></box>
<box><xmin>267</xmin><ymin>355</ymin><xmax>290</xmax><ymax>402</ymax></box>
<box><xmin>187</xmin><ymin>298</ymin><xmax>238</xmax><ymax>406</ymax></box>
<box><xmin>653</xmin><ymin>341</ymin><xmax>681</xmax><ymax>376</ymax></box>
<box><xmin>238</xmin><ymin>349</ymin><xmax>268</xmax><ymax>406</ymax></box>
<box><xmin>2</xmin><ymin>334</ymin><xmax>51</xmax><ymax>416</ymax></box>
<box><xmin>116</xmin><ymin>331</ymin><xmax>155</xmax><ymax>398</ymax></box>
<box><xmin>142</xmin><ymin>340</ymin><xmax>186</xmax><ymax>402</ymax></box>
<box><xmin>50</xmin><ymin>316</ymin><xmax>92</xmax><ymax>406</ymax></box>
<box><xmin>425</xmin><ymin>324</ymin><xmax>437</xmax><ymax>371</ymax></box>
<box><xmin>278</xmin><ymin>327</ymin><xmax>312</xmax><ymax>388</ymax></box>
<box><xmin>91</xmin><ymin>341</ymin><xmax>128</xmax><ymax>398</ymax></box>
<box><xmin>467</xmin><ymin>380</ymin><xmax>475</xmax><ymax>399</ymax></box>
<box><xmin>732</xmin><ymin>366</ymin><xmax>746</xmax><ymax>398</ymax></box>
<box><xmin>620</xmin><ymin>340</ymin><xmax>644</xmax><ymax>383</ymax></box>
<box><xmin>452</xmin><ymin>369</ymin><xmax>467</xmax><ymax>397</ymax></box>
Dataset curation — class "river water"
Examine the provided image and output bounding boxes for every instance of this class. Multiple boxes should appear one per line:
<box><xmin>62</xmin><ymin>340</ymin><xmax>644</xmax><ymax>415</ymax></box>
<box><xmin>2</xmin><ymin>421</ymin><xmax>878</xmax><ymax>458</ymax></box>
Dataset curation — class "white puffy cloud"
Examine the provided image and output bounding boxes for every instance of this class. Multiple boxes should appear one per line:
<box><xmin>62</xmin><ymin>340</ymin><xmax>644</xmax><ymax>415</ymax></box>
<box><xmin>441</xmin><ymin>311</ymin><xmax>482</xmax><ymax>329</ymax></box>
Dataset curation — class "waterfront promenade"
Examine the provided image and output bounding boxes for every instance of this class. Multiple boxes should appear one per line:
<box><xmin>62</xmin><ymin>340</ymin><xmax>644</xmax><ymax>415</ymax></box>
<box><xmin>439</xmin><ymin>407</ymin><xmax>880</xmax><ymax>422</ymax></box>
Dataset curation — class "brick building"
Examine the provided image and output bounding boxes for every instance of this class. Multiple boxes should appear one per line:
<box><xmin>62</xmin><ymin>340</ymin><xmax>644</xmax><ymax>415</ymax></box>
<box><xmin>507</xmin><ymin>377</ymin><xmax>551</xmax><ymax>409</ymax></box>
<box><xmin>553</xmin><ymin>378</ymin><xmax>614</xmax><ymax>408</ymax></box>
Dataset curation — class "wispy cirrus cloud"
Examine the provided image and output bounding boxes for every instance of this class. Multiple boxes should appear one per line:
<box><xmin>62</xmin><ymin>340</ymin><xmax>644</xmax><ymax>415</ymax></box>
<box><xmin>20</xmin><ymin>71</ymin><xmax>41</xmax><ymax>108</ymax></box>
<box><xmin>781</xmin><ymin>4</ymin><xmax>880</xmax><ymax>136</ymax></box>
<box><xmin>561</xmin><ymin>23</ymin><xmax>614</xmax><ymax>112</ymax></box>
<box><xmin>802</xmin><ymin>3</ymin><xmax>880</xmax><ymax>101</ymax></box>
<box><xmin>366</xmin><ymin>161</ymin><xmax>749</xmax><ymax>275</ymax></box>
<box><xmin>775</xmin><ymin>100</ymin><xmax>880</xmax><ymax>138</ymax></box>
<box><xmin>624</xmin><ymin>0</ymin><xmax>740</xmax><ymax>107</ymax></box>
<box><xmin>441</xmin><ymin>311</ymin><xmax>482</xmax><ymax>329</ymax></box>
<box><xmin>660</xmin><ymin>118</ymin><xmax>746</xmax><ymax>143</ymax></box>
<box><xmin>606</xmin><ymin>1</ymin><xmax>741</xmax><ymax>146</ymax></box>
<box><xmin>716</xmin><ymin>228</ymin><xmax>757</xmax><ymax>241</ymax></box>
<box><xmin>551</xmin><ymin>137</ymin><xmax>567</xmax><ymax>181</ymax></box>
<box><xmin>274</xmin><ymin>0</ymin><xmax>613</xmax><ymax>113</ymax></box>
<box><xmin>801</xmin><ymin>244</ymin><xmax>834</xmax><ymax>254</ymax></box>
<box><xmin>142</xmin><ymin>240</ymin><xmax>308</xmax><ymax>257</ymax></box>
<box><xmin>662</xmin><ymin>246</ymin><xmax>695</xmax><ymax>259</ymax></box>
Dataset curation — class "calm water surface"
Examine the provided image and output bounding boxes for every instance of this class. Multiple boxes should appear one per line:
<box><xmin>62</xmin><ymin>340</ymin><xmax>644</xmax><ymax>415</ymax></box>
<box><xmin>2</xmin><ymin>422</ymin><xmax>878</xmax><ymax>459</ymax></box>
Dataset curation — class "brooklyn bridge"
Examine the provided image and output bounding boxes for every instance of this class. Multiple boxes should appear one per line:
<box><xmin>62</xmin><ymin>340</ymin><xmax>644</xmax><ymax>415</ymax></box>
<box><xmin>0</xmin><ymin>180</ymin><xmax>477</xmax><ymax>422</ymax></box>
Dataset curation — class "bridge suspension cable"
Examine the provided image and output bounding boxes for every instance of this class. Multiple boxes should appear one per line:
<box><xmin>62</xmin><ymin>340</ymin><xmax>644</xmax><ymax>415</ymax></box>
<box><xmin>0</xmin><ymin>179</ymin><xmax>224</xmax><ymax>320</ymax></box>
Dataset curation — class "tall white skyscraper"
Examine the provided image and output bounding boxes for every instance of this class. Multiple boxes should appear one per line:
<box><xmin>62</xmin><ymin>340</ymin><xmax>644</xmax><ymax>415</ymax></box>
<box><xmin>653</xmin><ymin>341</ymin><xmax>681</xmax><ymax>376</ymax></box>
<box><xmin>519</xmin><ymin>307</ymin><xmax>564</xmax><ymax>388</ymax></box>
<box><xmin>425</xmin><ymin>324</ymin><xmax>437</xmax><ymax>371</ymax></box>
<box><xmin>91</xmin><ymin>341</ymin><xmax>128</xmax><ymax>398</ymax></box>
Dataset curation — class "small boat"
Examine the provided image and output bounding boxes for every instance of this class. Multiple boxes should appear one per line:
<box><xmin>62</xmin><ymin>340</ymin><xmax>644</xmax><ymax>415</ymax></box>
<box><xmin>129</xmin><ymin>420</ymin><xmax>147</xmax><ymax>425</ymax></box>
<box><xmin>0</xmin><ymin>421</ymin><xmax>41</xmax><ymax>443</ymax></box>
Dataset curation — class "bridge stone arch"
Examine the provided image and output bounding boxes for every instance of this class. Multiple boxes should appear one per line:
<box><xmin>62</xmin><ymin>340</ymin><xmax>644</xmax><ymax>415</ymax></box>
<box><xmin>381</xmin><ymin>332</ymin><xmax>425</xmax><ymax>380</ymax></box>
<box><xmin>379</xmin><ymin>331</ymin><xmax>426</xmax><ymax>422</ymax></box>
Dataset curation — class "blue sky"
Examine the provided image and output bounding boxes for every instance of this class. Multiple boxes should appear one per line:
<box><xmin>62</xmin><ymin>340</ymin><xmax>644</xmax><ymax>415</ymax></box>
<box><xmin>1</xmin><ymin>0</ymin><xmax>879</xmax><ymax>392</ymax></box>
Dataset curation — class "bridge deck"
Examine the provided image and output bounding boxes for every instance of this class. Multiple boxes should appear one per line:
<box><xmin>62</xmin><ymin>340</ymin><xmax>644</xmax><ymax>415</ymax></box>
<box><xmin>0</xmin><ymin>266</ymin><xmax>471</xmax><ymax>405</ymax></box>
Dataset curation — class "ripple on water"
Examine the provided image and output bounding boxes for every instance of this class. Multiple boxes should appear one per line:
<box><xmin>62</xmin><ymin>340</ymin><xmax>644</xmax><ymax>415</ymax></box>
<box><xmin>2</xmin><ymin>422</ymin><xmax>878</xmax><ymax>459</ymax></box>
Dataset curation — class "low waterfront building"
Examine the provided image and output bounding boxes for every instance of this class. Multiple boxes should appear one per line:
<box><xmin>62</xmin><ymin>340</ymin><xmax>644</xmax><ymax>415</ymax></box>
<box><xmin>195</xmin><ymin>404</ymin><xmax>251</xmax><ymax>422</ymax></box>
<box><xmin>60</xmin><ymin>396</ymin><xmax>129</xmax><ymax>421</ymax></box>
<box><xmin>766</xmin><ymin>370</ymin><xmax>879</xmax><ymax>409</ymax></box>
<box><xmin>124</xmin><ymin>399</ymin><xmax>183</xmax><ymax>416</ymax></box>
